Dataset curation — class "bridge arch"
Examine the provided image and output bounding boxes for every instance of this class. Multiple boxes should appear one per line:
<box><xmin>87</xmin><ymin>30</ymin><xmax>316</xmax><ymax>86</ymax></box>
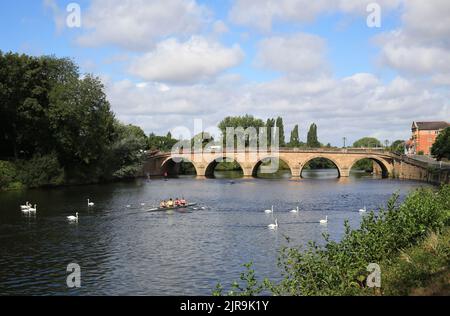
<box><xmin>251</xmin><ymin>156</ymin><xmax>294</xmax><ymax>178</ymax></box>
<box><xmin>349</xmin><ymin>156</ymin><xmax>392</xmax><ymax>178</ymax></box>
<box><xmin>205</xmin><ymin>156</ymin><xmax>245</xmax><ymax>178</ymax></box>
<box><xmin>161</xmin><ymin>156</ymin><xmax>199</xmax><ymax>177</ymax></box>
<box><xmin>300</xmin><ymin>156</ymin><xmax>343</xmax><ymax>178</ymax></box>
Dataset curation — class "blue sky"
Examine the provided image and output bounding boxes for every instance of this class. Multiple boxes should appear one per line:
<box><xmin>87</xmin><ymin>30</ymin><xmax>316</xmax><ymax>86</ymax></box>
<box><xmin>0</xmin><ymin>0</ymin><xmax>448</xmax><ymax>146</ymax></box>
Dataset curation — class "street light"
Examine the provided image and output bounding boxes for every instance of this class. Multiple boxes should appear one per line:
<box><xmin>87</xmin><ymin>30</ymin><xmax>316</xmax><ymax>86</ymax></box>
<box><xmin>343</xmin><ymin>137</ymin><xmax>347</xmax><ymax>148</ymax></box>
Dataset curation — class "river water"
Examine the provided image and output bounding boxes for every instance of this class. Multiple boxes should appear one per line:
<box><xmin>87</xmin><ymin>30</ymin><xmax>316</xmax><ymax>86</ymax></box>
<box><xmin>0</xmin><ymin>171</ymin><xmax>432</xmax><ymax>295</ymax></box>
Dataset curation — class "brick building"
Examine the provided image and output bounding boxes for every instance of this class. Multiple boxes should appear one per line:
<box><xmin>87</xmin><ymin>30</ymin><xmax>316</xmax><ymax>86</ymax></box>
<box><xmin>406</xmin><ymin>121</ymin><xmax>450</xmax><ymax>155</ymax></box>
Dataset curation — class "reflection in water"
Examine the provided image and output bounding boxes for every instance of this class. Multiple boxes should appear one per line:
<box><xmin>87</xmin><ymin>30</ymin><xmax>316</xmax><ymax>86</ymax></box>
<box><xmin>0</xmin><ymin>171</ymin><xmax>433</xmax><ymax>295</ymax></box>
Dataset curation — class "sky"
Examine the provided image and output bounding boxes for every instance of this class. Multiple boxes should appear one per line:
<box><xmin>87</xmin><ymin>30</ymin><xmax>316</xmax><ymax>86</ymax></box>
<box><xmin>0</xmin><ymin>0</ymin><xmax>449</xmax><ymax>146</ymax></box>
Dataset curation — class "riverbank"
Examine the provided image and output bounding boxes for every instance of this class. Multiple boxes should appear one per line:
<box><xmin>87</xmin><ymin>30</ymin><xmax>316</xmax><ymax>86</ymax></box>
<box><xmin>0</xmin><ymin>158</ymin><xmax>142</xmax><ymax>192</ymax></box>
<box><xmin>215</xmin><ymin>185</ymin><xmax>450</xmax><ymax>296</ymax></box>
<box><xmin>380</xmin><ymin>227</ymin><xmax>450</xmax><ymax>295</ymax></box>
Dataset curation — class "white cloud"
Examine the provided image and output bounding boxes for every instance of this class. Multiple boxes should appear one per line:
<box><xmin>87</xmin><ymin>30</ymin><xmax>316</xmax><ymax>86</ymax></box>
<box><xmin>105</xmin><ymin>73</ymin><xmax>449</xmax><ymax>145</ymax></box>
<box><xmin>401</xmin><ymin>0</ymin><xmax>450</xmax><ymax>42</ymax></box>
<box><xmin>229</xmin><ymin>0</ymin><xmax>403</xmax><ymax>31</ymax></box>
<box><xmin>213</xmin><ymin>20</ymin><xmax>229</xmax><ymax>35</ymax></box>
<box><xmin>77</xmin><ymin>0</ymin><xmax>210</xmax><ymax>50</ymax></box>
<box><xmin>256</xmin><ymin>33</ymin><xmax>328</xmax><ymax>78</ymax></box>
<box><xmin>377</xmin><ymin>0</ymin><xmax>450</xmax><ymax>84</ymax></box>
<box><xmin>43</xmin><ymin>0</ymin><xmax>65</xmax><ymax>34</ymax></box>
<box><xmin>128</xmin><ymin>36</ymin><xmax>244</xmax><ymax>84</ymax></box>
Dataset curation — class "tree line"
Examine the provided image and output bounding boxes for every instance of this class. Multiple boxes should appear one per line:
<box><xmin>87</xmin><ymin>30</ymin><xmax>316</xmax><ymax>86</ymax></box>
<box><xmin>217</xmin><ymin>115</ymin><xmax>325</xmax><ymax>148</ymax></box>
<box><xmin>0</xmin><ymin>52</ymin><xmax>147</xmax><ymax>190</ymax></box>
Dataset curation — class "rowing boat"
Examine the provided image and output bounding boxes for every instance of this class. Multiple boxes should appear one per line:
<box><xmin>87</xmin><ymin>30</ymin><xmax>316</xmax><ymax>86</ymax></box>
<box><xmin>148</xmin><ymin>203</ymin><xmax>198</xmax><ymax>212</ymax></box>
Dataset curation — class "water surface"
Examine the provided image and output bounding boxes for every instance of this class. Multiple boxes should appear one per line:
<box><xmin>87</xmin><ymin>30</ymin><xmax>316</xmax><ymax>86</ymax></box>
<box><xmin>0</xmin><ymin>171</ymin><xmax>432</xmax><ymax>295</ymax></box>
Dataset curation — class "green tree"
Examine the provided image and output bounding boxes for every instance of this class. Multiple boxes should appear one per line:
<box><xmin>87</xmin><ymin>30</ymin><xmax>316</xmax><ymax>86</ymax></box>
<box><xmin>218</xmin><ymin>115</ymin><xmax>265</xmax><ymax>148</ymax></box>
<box><xmin>0</xmin><ymin>51</ymin><xmax>144</xmax><ymax>188</ymax></box>
<box><xmin>48</xmin><ymin>74</ymin><xmax>116</xmax><ymax>181</ymax></box>
<box><xmin>266</xmin><ymin>118</ymin><xmax>275</xmax><ymax>147</ymax></box>
<box><xmin>431</xmin><ymin>127</ymin><xmax>450</xmax><ymax>160</ymax></box>
<box><xmin>106</xmin><ymin>123</ymin><xmax>148</xmax><ymax>179</ymax></box>
<box><xmin>275</xmin><ymin>117</ymin><xmax>286</xmax><ymax>147</ymax></box>
<box><xmin>390</xmin><ymin>140</ymin><xmax>405</xmax><ymax>154</ymax></box>
<box><xmin>191</xmin><ymin>132</ymin><xmax>214</xmax><ymax>149</ymax></box>
<box><xmin>147</xmin><ymin>133</ymin><xmax>178</xmax><ymax>152</ymax></box>
<box><xmin>307</xmin><ymin>123</ymin><xmax>320</xmax><ymax>148</ymax></box>
<box><xmin>288</xmin><ymin>125</ymin><xmax>301</xmax><ymax>147</ymax></box>
<box><xmin>353</xmin><ymin>137</ymin><xmax>382</xmax><ymax>148</ymax></box>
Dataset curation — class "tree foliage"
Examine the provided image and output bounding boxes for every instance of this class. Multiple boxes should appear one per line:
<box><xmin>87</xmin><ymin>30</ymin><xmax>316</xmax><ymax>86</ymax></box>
<box><xmin>390</xmin><ymin>140</ymin><xmax>405</xmax><ymax>154</ymax></box>
<box><xmin>275</xmin><ymin>117</ymin><xmax>286</xmax><ymax>147</ymax></box>
<box><xmin>307</xmin><ymin>123</ymin><xmax>320</xmax><ymax>148</ymax></box>
<box><xmin>353</xmin><ymin>137</ymin><xmax>382</xmax><ymax>148</ymax></box>
<box><xmin>0</xmin><ymin>51</ymin><xmax>147</xmax><ymax>189</ymax></box>
<box><xmin>431</xmin><ymin>127</ymin><xmax>450</xmax><ymax>160</ymax></box>
<box><xmin>218</xmin><ymin>115</ymin><xmax>265</xmax><ymax>148</ymax></box>
<box><xmin>147</xmin><ymin>132</ymin><xmax>178</xmax><ymax>152</ymax></box>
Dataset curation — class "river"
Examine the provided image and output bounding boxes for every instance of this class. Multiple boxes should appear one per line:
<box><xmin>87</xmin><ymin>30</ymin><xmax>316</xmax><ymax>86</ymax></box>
<box><xmin>0</xmin><ymin>170</ymin><xmax>433</xmax><ymax>295</ymax></box>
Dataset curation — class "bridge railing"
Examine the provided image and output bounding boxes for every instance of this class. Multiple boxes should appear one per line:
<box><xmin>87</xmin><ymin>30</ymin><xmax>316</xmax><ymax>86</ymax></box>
<box><xmin>148</xmin><ymin>147</ymin><xmax>391</xmax><ymax>156</ymax></box>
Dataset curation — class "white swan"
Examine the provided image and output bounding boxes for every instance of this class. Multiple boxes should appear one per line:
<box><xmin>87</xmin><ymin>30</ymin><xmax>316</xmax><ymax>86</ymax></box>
<box><xmin>20</xmin><ymin>202</ymin><xmax>31</xmax><ymax>210</ymax></box>
<box><xmin>320</xmin><ymin>216</ymin><xmax>328</xmax><ymax>225</ymax></box>
<box><xmin>264</xmin><ymin>206</ymin><xmax>274</xmax><ymax>214</ymax></box>
<box><xmin>87</xmin><ymin>199</ymin><xmax>94</xmax><ymax>207</ymax></box>
<box><xmin>290</xmin><ymin>206</ymin><xmax>299</xmax><ymax>213</ymax></box>
<box><xmin>67</xmin><ymin>212</ymin><xmax>79</xmax><ymax>222</ymax></box>
<box><xmin>268</xmin><ymin>218</ymin><xmax>278</xmax><ymax>230</ymax></box>
<box><xmin>359</xmin><ymin>206</ymin><xmax>367</xmax><ymax>213</ymax></box>
<box><xmin>28</xmin><ymin>204</ymin><xmax>37</xmax><ymax>212</ymax></box>
<box><xmin>141</xmin><ymin>203</ymin><xmax>146</xmax><ymax>206</ymax></box>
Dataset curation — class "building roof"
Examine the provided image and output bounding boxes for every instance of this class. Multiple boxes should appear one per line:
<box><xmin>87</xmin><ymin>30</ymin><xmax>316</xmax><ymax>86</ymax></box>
<box><xmin>412</xmin><ymin>121</ymin><xmax>450</xmax><ymax>131</ymax></box>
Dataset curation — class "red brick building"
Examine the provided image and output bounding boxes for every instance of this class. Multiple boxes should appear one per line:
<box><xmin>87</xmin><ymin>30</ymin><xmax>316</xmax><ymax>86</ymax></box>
<box><xmin>406</xmin><ymin>121</ymin><xmax>450</xmax><ymax>155</ymax></box>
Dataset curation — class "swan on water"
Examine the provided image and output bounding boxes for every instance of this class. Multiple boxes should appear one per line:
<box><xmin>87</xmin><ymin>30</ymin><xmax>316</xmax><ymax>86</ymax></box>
<box><xmin>88</xmin><ymin>199</ymin><xmax>94</xmax><ymax>207</ymax></box>
<box><xmin>268</xmin><ymin>219</ymin><xmax>278</xmax><ymax>230</ymax></box>
<box><xmin>20</xmin><ymin>202</ymin><xmax>31</xmax><ymax>210</ymax></box>
<box><xmin>67</xmin><ymin>212</ymin><xmax>79</xmax><ymax>222</ymax></box>
<box><xmin>28</xmin><ymin>205</ymin><xmax>37</xmax><ymax>212</ymax></box>
<box><xmin>290</xmin><ymin>206</ymin><xmax>299</xmax><ymax>213</ymax></box>
<box><xmin>264</xmin><ymin>206</ymin><xmax>274</xmax><ymax>214</ymax></box>
<box><xmin>359</xmin><ymin>206</ymin><xmax>367</xmax><ymax>213</ymax></box>
<box><xmin>320</xmin><ymin>216</ymin><xmax>328</xmax><ymax>225</ymax></box>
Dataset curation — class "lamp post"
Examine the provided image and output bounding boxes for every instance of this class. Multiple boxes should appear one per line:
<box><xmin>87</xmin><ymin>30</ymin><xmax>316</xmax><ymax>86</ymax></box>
<box><xmin>343</xmin><ymin>137</ymin><xmax>347</xmax><ymax>148</ymax></box>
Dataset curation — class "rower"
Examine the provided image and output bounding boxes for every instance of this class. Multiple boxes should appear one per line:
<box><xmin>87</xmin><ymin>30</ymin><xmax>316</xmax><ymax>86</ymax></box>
<box><xmin>167</xmin><ymin>198</ymin><xmax>174</xmax><ymax>208</ymax></box>
<box><xmin>180</xmin><ymin>197</ymin><xmax>187</xmax><ymax>206</ymax></box>
<box><xmin>160</xmin><ymin>201</ymin><xmax>166</xmax><ymax>208</ymax></box>
<box><xmin>175</xmin><ymin>198</ymin><xmax>181</xmax><ymax>206</ymax></box>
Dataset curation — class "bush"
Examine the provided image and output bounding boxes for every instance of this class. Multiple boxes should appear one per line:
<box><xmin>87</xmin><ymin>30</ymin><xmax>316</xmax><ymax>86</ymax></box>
<box><xmin>16</xmin><ymin>153</ymin><xmax>65</xmax><ymax>188</ymax></box>
<box><xmin>0</xmin><ymin>161</ymin><xmax>23</xmax><ymax>191</ymax></box>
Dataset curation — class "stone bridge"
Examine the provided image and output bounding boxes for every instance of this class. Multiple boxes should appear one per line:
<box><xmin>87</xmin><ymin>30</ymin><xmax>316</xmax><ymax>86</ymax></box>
<box><xmin>142</xmin><ymin>148</ymin><xmax>405</xmax><ymax>178</ymax></box>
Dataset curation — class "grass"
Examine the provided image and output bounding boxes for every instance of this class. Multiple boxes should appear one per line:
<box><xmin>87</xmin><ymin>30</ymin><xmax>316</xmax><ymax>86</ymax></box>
<box><xmin>380</xmin><ymin>228</ymin><xmax>450</xmax><ymax>296</ymax></box>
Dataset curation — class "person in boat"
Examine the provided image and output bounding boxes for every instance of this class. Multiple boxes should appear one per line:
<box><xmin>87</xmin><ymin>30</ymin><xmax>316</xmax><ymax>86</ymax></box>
<box><xmin>180</xmin><ymin>197</ymin><xmax>187</xmax><ymax>206</ymax></box>
<box><xmin>166</xmin><ymin>198</ymin><xmax>174</xmax><ymax>208</ymax></box>
<box><xmin>160</xmin><ymin>201</ymin><xmax>167</xmax><ymax>208</ymax></box>
<box><xmin>175</xmin><ymin>198</ymin><xmax>181</xmax><ymax>206</ymax></box>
